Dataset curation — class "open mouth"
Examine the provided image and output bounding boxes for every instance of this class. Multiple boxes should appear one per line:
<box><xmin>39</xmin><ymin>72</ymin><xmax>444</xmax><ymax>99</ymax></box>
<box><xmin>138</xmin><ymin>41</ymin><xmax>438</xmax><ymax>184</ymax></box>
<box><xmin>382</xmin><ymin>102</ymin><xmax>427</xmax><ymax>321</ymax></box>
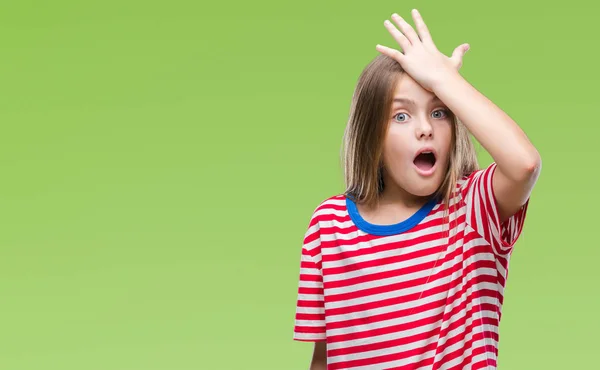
<box><xmin>413</xmin><ymin>151</ymin><xmax>437</xmax><ymax>172</ymax></box>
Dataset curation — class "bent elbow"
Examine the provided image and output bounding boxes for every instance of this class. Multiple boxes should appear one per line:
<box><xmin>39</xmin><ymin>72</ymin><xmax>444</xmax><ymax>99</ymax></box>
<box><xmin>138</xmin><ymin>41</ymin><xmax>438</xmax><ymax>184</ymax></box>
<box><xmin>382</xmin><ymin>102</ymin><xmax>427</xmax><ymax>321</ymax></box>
<box><xmin>524</xmin><ymin>150</ymin><xmax>542</xmax><ymax>173</ymax></box>
<box><xmin>519</xmin><ymin>150</ymin><xmax>542</xmax><ymax>182</ymax></box>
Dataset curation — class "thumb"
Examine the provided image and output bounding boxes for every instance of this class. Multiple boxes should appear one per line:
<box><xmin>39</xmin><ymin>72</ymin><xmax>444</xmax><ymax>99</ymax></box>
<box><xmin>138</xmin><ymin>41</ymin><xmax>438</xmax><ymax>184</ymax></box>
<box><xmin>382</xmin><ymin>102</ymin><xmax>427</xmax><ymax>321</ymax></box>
<box><xmin>451</xmin><ymin>43</ymin><xmax>470</xmax><ymax>68</ymax></box>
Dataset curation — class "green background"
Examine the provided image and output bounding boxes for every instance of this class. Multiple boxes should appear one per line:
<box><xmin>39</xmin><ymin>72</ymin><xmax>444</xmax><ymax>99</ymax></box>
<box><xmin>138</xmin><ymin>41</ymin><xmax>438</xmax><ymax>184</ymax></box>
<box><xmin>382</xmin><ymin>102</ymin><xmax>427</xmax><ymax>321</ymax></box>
<box><xmin>0</xmin><ymin>0</ymin><xmax>596</xmax><ymax>369</ymax></box>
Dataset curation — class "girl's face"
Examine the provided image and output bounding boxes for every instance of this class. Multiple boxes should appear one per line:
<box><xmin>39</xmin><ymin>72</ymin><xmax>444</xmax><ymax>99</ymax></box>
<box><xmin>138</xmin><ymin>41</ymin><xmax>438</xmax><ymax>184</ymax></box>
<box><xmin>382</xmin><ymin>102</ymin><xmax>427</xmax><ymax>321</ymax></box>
<box><xmin>382</xmin><ymin>74</ymin><xmax>453</xmax><ymax>199</ymax></box>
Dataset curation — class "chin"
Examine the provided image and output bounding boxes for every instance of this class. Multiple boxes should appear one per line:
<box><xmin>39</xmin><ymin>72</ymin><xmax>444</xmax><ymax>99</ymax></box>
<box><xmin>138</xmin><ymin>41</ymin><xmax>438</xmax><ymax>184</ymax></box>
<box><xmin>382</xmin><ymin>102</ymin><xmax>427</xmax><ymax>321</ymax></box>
<box><xmin>406</xmin><ymin>185</ymin><xmax>439</xmax><ymax>198</ymax></box>
<box><xmin>401</xmin><ymin>176</ymin><xmax>444</xmax><ymax>198</ymax></box>
<box><xmin>384</xmin><ymin>164</ymin><xmax>446</xmax><ymax>199</ymax></box>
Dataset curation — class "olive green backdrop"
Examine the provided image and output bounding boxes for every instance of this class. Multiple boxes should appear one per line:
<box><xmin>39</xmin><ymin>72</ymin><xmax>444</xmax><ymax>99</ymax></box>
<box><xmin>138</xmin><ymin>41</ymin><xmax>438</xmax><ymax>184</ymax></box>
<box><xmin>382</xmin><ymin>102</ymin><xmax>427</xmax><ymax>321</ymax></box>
<box><xmin>0</xmin><ymin>1</ymin><xmax>597</xmax><ymax>369</ymax></box>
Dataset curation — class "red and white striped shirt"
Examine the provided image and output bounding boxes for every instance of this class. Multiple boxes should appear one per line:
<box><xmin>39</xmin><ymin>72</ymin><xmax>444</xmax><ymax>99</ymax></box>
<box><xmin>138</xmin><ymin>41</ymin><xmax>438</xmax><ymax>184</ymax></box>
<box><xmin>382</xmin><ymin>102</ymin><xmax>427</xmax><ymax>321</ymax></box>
<box><xmin>293</xmin><ymin>163</ymin><xmax>529</xmax><ymax>369</ymax></box>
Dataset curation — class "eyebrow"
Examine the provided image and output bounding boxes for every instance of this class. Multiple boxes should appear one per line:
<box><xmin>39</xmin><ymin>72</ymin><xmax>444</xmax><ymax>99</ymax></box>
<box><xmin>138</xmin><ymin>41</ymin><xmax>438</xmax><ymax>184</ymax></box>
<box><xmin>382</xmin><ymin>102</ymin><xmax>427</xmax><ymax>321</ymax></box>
<box><xmin>393</xmin><ymin>96</ymin><xmax>443</xmax><ymax>106</ymax></box>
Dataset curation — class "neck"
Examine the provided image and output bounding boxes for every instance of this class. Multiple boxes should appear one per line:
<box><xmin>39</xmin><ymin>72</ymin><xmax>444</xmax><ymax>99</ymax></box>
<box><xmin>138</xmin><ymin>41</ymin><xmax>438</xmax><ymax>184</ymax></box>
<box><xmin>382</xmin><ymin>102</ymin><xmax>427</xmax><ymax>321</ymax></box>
<box><xmin>378</xmin><ymin>174</ymin><xmax>432</xmax><ymax>210</ymax></box>
<box><xmin>380</xmin><ymin>187</ymin><xmax>430</xmax><ymax>209</ymax></box>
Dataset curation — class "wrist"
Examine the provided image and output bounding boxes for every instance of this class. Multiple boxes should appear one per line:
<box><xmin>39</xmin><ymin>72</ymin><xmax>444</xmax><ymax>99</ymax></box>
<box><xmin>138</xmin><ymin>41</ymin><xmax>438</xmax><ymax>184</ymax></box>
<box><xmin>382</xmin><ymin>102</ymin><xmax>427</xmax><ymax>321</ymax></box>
<box><xmin>431</xmin><ymin>69</ymin><xmax>464</xmax><ymax>95</ymax></box>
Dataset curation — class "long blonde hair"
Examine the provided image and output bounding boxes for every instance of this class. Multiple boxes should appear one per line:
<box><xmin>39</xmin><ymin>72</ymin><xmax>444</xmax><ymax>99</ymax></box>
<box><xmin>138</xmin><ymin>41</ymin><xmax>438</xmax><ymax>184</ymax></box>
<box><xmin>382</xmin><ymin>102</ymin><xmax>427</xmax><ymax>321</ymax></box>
<box><xmin>341</xmin><ymin>54</ymin><xmax>479</xmax><ymax>228</ymax></box>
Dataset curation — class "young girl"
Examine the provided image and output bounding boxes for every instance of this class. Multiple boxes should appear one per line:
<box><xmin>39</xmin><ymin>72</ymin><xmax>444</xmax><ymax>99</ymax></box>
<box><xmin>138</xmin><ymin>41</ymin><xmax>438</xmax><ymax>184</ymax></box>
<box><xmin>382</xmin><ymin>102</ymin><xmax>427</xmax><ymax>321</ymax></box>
<box><xmin>292</xmin><ymin>9</ymin><xmax>541</xmax><ymax>370</ymax></box>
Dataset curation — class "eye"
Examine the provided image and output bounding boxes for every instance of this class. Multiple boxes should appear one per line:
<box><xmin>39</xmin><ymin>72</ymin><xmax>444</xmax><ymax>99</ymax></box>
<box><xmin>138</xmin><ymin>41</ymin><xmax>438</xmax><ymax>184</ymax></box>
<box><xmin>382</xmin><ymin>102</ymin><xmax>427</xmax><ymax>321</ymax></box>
<box><xmin>393</xmin><ymin>112</ymin><xmax>409</xmax><ymax>122</ymax></box>
<box><xmin>431</xmin><ymin>109</ymin><xmax>449</xmax><ymax>119</ymax></box>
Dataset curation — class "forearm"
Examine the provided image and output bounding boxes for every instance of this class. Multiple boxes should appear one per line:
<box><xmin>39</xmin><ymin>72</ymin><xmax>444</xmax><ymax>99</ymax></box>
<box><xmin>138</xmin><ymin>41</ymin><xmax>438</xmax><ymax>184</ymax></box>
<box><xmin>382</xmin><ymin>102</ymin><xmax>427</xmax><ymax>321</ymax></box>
<box><xmin>310</xmin><ymin>341</ymin><xmax>327</xmax><ymax>370</ymax></box>
<box><xmin>310</xmin><ymin>362</ymin><xmax>327</xmax><ymax>370</ymax></box>
<box><xmin>432</xmin><ymin>71</ymin><xmax>541</xmax><ymax>181</ymax></box>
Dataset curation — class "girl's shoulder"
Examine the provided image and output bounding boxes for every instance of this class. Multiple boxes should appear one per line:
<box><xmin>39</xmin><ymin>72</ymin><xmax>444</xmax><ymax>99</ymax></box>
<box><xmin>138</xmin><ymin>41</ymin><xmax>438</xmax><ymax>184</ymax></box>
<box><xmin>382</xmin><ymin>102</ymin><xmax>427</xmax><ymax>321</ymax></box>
<box><xmin>455</xmin><ymin>162</ymin><xmax>497</xmax><ymax>195</ymax></box>
<box><xmin>308</xmin><ymin>194</ymin><xmax>348</xmax><ymax>220</ymax></box>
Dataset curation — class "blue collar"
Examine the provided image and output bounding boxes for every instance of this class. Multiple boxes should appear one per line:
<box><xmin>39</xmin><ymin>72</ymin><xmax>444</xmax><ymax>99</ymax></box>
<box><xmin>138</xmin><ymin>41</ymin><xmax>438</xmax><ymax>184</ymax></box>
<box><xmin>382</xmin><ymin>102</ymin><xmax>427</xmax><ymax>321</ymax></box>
<box><xmin>345</xmin><ymin>195</ymin><xmax>439</xmax><ymax>236</ymax></box>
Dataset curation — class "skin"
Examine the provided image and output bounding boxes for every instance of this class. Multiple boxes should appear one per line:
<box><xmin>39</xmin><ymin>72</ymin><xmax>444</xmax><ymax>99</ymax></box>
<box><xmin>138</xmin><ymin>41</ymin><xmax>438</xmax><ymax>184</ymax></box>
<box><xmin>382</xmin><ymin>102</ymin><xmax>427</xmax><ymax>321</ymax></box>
<box><xmin>310</xmin><ymin>341</ymin><xmax>327</xmax><ymax>370</ymax></box>
<box><xmin>309</xmin><ymin>8</ymin><xmax>541</xmax><ymax>367</ymax></box>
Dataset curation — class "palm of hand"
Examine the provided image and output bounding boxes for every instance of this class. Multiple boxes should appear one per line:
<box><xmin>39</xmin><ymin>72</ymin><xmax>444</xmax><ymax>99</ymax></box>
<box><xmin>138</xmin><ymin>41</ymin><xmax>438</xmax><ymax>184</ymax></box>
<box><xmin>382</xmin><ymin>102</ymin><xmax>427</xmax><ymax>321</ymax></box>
<box><xmin>376</xmin><ymin>9</ymin><xmax>469</xmax><ymax>91</ymax></box>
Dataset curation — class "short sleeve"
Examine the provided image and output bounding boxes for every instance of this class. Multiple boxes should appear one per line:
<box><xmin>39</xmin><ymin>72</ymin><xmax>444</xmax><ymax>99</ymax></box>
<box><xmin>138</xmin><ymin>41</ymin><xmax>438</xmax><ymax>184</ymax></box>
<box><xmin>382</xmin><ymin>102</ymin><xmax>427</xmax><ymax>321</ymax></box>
<box><xmin>460</xmin><ymin>162</ymin><xmax>529</xmax><ymax>256</ymax></box>
<box><xmin>293</xmin><ymin>211</ymin><xmax>326</xmax><ymax>342</ymax></box>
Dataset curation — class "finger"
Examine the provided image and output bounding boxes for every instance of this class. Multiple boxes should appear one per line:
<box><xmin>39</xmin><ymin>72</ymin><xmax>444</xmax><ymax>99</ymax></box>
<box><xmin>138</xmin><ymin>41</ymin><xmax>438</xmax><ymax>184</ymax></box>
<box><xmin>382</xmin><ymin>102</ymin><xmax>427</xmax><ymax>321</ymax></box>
<box><xmin>384</xmin><ymin>19</ymin><xmax>410</xmax><ymax>52</ymax></box>
<box><xmin>450</xmin><ymin>43</ymin><xmax>470</xmax><ymax>68</ymax></box>
<box><xmin>411</xmin><ymin>9</ymin><xmax>435</xmax><ymax>47</ymax></box>
<box><xmin>391</xmin><ymin>13</ymin><xmax>420</xmax><ymax>45</ymax></box>
<box><xmin>375</xmin><ymin>44</ymin><xmax>405</xmax><ymax>63</ymax></box>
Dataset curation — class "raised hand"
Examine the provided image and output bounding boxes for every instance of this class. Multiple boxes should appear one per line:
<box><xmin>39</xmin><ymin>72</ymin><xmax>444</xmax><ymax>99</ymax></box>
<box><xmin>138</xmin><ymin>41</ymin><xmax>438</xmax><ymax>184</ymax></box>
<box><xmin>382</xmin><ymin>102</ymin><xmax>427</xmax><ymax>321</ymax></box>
<box><xmin>375</xmin><ymin>9</ymin><xmax>470</xmax><ymax>92</ymax></box>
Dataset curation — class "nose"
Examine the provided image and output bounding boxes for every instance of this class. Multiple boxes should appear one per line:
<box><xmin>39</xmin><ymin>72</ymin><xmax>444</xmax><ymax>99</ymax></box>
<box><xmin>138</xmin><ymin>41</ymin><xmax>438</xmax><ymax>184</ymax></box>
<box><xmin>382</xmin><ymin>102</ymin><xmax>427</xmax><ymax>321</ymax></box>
<box><xmin>415</xmin><ymin>117</ymin><xmax>433</xmax><ymax>140</ymax></box>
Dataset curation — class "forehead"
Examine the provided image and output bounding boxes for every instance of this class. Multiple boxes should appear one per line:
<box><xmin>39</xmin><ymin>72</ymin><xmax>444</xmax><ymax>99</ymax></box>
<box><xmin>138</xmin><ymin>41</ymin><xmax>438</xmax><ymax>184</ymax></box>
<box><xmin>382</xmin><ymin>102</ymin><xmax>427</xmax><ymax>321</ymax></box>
<box><xmin>392</xmin><ymin>74</ymin><xmax>439</xmax><ymax>104</ymax></box>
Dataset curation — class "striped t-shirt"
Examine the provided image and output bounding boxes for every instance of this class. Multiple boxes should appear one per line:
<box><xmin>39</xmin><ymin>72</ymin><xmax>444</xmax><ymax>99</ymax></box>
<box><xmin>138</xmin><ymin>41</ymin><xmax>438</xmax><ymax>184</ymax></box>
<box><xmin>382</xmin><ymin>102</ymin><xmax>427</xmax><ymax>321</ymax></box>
<box><xmin>293</xmin><ymin>162</ymin><xmax>529</xmax><ymax>369</ymax></box>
